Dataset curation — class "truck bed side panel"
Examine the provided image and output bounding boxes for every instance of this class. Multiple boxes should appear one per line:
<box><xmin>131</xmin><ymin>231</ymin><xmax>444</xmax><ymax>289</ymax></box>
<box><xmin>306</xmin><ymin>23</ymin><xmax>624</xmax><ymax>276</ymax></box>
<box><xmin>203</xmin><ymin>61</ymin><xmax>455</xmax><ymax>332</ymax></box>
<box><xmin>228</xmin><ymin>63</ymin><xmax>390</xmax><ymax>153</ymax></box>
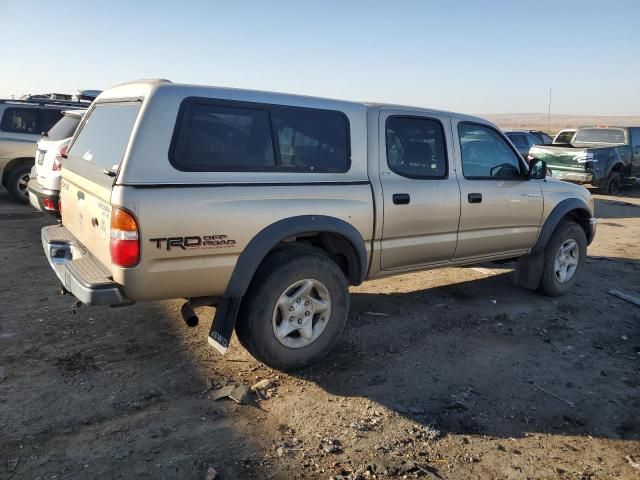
<box><xmin>111</xmin><ymin>184</ymin><xmax>374</xmax><ymax>301</ymax></box>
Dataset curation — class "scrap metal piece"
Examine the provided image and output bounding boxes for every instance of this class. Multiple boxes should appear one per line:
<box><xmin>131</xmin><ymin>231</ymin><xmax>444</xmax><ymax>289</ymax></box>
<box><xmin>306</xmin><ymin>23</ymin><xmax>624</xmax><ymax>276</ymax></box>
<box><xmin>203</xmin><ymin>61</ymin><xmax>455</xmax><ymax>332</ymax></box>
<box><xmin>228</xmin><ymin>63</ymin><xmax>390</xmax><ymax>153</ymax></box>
<box><xmin>229</xmin><ymin>384</ymin><xmax>250</xmax><ymax>404</ymax></box>
<box><xmin>211</xmin><ymin>384</ymin><xmax>250</xmax><ymax>404</ymax></box>
<box><xmin>607</xmin><ymin>288</ymin><xmax>640</xmax><ymax>307</ymax></box>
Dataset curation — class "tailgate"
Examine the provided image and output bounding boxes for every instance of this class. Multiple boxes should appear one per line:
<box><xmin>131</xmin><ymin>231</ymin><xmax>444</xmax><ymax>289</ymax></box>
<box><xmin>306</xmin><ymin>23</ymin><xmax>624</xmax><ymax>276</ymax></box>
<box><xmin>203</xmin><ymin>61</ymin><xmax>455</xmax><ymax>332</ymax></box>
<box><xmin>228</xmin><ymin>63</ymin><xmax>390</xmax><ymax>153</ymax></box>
<box><xmin>59</xmin><ymin>101</ymin><xmax>142</xmax><ymax>273</ymax></box>
<box><xmin>60</xmin><ymin>170</ymin><xmax>113</xmax><ymax>269</ymax></box>
<box><xmin>529</xmin><ymin>145</ymin><xmax>589</xmax><ymax>171</ymax></box>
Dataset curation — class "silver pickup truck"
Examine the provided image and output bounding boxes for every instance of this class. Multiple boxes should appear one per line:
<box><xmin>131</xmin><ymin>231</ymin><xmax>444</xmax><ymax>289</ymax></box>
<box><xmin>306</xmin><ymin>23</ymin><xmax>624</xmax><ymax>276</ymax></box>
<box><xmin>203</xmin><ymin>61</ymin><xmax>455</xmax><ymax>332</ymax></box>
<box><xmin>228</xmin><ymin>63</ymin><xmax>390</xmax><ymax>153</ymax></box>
<box><xmin>41</xmin><ymin>80</ymin><xmax>597</xmax><ymax>370</ymax></box>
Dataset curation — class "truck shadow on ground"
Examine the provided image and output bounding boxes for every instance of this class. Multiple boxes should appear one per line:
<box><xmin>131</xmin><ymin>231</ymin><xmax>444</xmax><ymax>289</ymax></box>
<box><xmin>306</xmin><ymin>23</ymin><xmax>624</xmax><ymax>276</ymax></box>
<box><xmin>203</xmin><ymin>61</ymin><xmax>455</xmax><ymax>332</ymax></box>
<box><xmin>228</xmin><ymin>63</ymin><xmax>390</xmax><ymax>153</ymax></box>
<box><xmin>294</xmin><ymin>262</ymin><xmax>640</xmax><ymax>441</ymax></box>
<box><xmin>592</xmin><ymin>184</ymin><xmax>640</xmax><ymax>220</ymax></box>
<box><xmin>594</xmin><ymin>198</ymin><xmax>640</xmax><ymax>222</ymax></box>
<box><xmin>0</xmin><ymin>193</ymin><xmax>271</xmax><ymax>480</ymax></box>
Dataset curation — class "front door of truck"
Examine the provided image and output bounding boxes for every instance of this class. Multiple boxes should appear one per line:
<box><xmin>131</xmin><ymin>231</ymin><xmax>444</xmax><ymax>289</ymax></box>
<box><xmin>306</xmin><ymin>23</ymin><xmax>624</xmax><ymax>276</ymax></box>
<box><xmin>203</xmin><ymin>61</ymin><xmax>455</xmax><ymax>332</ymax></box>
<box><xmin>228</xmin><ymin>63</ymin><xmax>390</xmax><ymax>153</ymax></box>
<box><xmin>379</xmin><ymin>109</ymin><xmax>461</xmax><ymax>270</ymax></box>
<box><xmin>630</xmin><ymin>128</ymin><xmax>640</xmax><ymax>174</ymax></box>
<box><xmin>452</xmin><ymin>121</ymin><xmax>543</xmax><ymax>260</ymax></box>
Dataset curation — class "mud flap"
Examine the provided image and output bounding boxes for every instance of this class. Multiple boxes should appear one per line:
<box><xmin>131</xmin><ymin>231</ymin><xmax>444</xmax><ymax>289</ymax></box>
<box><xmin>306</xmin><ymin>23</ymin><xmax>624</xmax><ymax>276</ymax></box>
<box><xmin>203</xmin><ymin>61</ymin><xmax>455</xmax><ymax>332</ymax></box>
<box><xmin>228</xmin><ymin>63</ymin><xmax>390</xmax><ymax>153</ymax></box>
<box><xmin>514</xmin><ymin>252</ymin><xmax>544</xmax><ymax>290</ymax></box>
<box><xmin>207</xmin><ymin>297</ymin><xmax>242</xmax><ymax>354</ymax></box>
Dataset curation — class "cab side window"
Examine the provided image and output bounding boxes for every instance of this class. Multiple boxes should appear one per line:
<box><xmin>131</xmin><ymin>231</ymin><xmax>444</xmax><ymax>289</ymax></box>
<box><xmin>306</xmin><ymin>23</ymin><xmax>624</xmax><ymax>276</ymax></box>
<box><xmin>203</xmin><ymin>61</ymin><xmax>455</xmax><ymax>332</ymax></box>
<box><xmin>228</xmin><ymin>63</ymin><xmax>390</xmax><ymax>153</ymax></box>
<box><xmin>459</xmin><ymin>123</ymin><xmax>523</xmax><ymax>179</ymax></box>
<box><xmin>385</xmin><ymin>116</ymin><xmax>447</xmax><ymax>179</ymax></box>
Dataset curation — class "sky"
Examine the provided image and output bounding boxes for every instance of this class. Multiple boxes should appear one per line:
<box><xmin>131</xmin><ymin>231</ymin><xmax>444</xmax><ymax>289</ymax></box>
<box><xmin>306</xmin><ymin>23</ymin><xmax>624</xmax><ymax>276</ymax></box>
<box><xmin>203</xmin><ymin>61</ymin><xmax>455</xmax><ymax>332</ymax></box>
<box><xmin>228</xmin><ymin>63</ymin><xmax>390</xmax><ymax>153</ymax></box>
<box><xmin>1</xmin><ymin>0</ymin><xmax>639</xmax><ymax>115</ymax></box>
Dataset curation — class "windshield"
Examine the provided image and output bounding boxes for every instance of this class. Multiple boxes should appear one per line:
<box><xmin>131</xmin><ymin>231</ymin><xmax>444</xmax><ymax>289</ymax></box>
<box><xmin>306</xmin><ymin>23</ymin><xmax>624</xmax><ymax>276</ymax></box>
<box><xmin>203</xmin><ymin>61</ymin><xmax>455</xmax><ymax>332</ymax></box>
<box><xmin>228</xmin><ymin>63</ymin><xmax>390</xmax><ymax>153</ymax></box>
<box><xmin>554</xmin><ymin>131</ymin><xmax>575</xmax><ymax>143</ymax></box>
<box><xmin>46</xmin><ymin>114</ymin><xmax>83</xmax><ymax>141</ymax></box>
<box><xmin>68</xmin><ymin>102</ymin><xmax>141</xmax><ymax>171</ymax></box>
<box><xmin>573</xmin><ymin>128</ymin><xmax>626</xmax><ymax>144</ymax></box>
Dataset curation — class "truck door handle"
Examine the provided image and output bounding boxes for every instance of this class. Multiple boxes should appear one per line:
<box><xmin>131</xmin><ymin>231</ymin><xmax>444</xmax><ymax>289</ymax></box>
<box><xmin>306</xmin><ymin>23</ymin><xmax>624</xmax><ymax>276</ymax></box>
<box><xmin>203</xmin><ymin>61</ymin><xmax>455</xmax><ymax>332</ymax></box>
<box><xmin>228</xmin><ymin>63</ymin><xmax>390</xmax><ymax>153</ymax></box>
<box><xmin>468</xmin><ymin>193</ymin><xmax>482</xmax><ymax>204</ymax></box>
<box><xmin>393</xmin><ymin>193</ymin><xmax>410</xmax><ymax>205</ymax></box>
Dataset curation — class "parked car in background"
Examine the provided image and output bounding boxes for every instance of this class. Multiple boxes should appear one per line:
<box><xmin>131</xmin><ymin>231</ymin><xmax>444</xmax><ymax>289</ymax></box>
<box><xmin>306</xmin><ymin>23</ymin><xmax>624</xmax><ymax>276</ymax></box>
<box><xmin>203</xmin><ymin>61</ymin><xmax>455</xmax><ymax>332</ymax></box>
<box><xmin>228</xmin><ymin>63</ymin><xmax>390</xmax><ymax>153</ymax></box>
<box><xmin>0</xmin><ymin>99</ymin><xmax>89</xmax><ymax>202</ymax></box>
<box><xmin>529</xmin><ymin>126</ymin><xmax>640</xmax><ymax>194</ymax></box>
<box><xmin>553</xmin><ymin>128</ymin><xmax>577</xmax><ymax>144</ymax></box>
<box><xmin>73</xmin><ymin>90</ymin><xmax>102</xmax><ymax>102</ymax></box>
<box><xmin>505</xmin><ymin>130</ymin><xmax>541</xmax><ymax>158</ymax></box>
<box><xmin>527</xmin><ymin>130</ymin><xmax>553</xmax><ymax>145</ymax></box>
<box><xmin>28</xmin><ymin>110</ymin><xmax>85</xmax><ymax>215</ymax></box>
<box><xmin>41</xmin><ymin>80</ymin><xmax>597</xmax><ymax>370</ymax></box>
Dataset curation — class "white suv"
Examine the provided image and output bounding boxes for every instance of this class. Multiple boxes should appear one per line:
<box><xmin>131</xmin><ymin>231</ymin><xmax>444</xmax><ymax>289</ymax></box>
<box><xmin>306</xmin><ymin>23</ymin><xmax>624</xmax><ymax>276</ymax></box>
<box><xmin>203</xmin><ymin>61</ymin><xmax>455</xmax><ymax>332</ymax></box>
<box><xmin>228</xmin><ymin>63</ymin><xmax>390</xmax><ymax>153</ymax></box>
<box><xmin>28</xmin><ymin>110</ymin><xmax>85</xmax><ymax>214</ymax></box>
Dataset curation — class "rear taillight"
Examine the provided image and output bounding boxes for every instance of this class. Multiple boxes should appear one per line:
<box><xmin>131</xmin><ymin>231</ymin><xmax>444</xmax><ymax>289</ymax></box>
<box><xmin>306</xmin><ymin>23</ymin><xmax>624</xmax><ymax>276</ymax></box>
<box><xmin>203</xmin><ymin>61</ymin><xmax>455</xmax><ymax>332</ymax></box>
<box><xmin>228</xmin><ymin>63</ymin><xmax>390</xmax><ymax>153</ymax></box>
<box><xmin>52</xmin><ymin>145</ymin><xmax>67</xmax><ymax>171</ymax></box>
<box><xmin>42</xmin><ymin>198</ymin><xmax>58</xmax><ymax>211</ymax></box>
<box><xmin>110</xmin><ymin>207</ymin><xmax>139</xmax><ymax>267</ymax></box>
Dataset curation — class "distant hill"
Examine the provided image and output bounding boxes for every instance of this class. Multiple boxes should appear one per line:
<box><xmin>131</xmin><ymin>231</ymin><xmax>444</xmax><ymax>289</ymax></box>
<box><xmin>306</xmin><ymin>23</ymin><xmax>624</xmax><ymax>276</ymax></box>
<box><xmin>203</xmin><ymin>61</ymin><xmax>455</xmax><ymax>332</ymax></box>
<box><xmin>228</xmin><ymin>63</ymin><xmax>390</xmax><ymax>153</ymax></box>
<box><xmin>480</xmin><ymin>113</ymin><xmax>640</xmax><ymax>135</ymax></box>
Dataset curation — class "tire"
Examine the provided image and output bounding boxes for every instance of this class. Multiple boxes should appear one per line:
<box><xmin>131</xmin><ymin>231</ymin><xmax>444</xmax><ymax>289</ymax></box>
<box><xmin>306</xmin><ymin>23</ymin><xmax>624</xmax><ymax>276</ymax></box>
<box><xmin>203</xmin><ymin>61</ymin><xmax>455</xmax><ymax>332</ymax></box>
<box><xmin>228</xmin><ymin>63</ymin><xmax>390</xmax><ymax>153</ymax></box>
<box><xmin>538</xmin><ymin>221</ymin><xmax>587</xmax><ymax>297</ymax></box>
<box><xmin>602</xmin><ymin>171</ymin><xmax>621</xmax><ymax>195</ymax></box>
<box><xmin>235</xmin><ymin>246</ymin><xmax>349</xmax><ymax>370</ymax></box>
<box><xmin>6</xmin><ymin>163</ymin><xmax>32</xmax><ymax>203</ymax></box>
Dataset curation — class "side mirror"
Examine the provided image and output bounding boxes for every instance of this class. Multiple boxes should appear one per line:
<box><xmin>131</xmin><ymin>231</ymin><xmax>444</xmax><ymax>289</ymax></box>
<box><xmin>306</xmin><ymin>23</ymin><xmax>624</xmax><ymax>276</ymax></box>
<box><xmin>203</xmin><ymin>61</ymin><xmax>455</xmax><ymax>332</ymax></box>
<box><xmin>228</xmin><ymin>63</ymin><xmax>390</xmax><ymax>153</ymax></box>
<box><xmin>528</xmin><ymin>159</ymin><xmax>547</xmax><ymax>180</ymax></box>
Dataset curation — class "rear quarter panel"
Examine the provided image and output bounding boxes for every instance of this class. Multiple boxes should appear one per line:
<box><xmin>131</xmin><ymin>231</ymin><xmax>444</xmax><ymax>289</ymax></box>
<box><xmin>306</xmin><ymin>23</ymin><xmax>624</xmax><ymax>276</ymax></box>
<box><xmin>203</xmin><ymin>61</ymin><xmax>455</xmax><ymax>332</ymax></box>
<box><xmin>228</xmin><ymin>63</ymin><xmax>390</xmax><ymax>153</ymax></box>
<box><xmin>112</xmin><ymin>184</ymin><xmax>373</xmax><ymax>301</ymax></box>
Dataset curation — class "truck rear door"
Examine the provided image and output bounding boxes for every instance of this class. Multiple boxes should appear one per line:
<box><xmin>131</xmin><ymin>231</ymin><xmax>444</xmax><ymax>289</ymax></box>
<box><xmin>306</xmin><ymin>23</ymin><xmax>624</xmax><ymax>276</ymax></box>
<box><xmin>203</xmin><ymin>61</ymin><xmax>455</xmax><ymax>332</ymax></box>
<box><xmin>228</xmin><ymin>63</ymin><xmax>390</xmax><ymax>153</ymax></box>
<box><xmin>378</xmin><ymin>109</ymin><xmax>460</xmax><ymax>270</ymax></box>
<box><xmin>60</xmin><ymin>101</ymin><xmax>142</xmax><ymax>270</ymax></box>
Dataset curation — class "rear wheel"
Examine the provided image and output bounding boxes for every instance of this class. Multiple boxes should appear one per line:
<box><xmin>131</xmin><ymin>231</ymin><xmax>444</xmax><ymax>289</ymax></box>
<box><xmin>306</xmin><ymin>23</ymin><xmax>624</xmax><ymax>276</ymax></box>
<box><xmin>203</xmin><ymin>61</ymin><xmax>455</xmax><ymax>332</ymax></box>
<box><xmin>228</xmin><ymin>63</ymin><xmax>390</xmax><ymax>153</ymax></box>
<box><xmin>602</xmin><ymin>171</ymin><xmax>621</xmax><ymax>195</ymax></box>
<box><xmin>6</xmin><ymin>163</ymin><xmax>32</xmax><ymax>203</ymax></box>
<box><xmin>235</xmin><ymin>247</ymin><xmax>349</xmax><ymax>370</ymax></box>
<box><xmin>538</xmin><ymin>221</ymin><xmax>587</xmax><ymax>296</ymax></box>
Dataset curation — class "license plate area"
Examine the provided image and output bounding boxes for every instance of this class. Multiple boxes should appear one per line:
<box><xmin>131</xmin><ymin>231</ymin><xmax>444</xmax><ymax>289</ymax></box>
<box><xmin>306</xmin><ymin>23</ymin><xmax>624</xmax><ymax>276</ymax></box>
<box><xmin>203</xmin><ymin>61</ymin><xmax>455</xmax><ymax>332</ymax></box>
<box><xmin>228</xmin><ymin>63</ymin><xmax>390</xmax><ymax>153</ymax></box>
<box><xmin>37</xmin><ymin>150</ymin><xmax>46</xmax><ymax>165</ymax></box>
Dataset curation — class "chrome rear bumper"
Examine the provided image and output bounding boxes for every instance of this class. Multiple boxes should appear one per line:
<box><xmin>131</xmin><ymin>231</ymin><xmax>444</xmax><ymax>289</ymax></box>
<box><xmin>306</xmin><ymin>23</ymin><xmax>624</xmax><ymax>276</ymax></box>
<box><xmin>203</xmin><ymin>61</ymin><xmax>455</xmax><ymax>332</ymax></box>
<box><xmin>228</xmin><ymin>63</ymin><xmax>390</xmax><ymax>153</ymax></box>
<box><xmin>41</xmin><ymin>224</ymin><xmax>127</xmax><ymax>306</ymax></box>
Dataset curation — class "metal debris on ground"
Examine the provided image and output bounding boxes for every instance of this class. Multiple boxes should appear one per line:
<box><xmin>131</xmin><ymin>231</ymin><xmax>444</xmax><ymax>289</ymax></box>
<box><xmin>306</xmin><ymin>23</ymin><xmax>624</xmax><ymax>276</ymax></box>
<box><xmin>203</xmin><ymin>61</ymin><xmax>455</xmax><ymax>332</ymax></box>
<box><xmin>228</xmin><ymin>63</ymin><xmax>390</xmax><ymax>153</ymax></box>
<box><xmin>607</xmin><ymin>288</ymin><xmax>640</xmax><ymax>307</ymax></box>
<box><xmin>363</xmin><ymin>311</ymin><xmax>390</xmax><ymax>317</ymax></box>
<box><xmin>535</xmin><ymin>384</ymin><xmax>575</xmax><ymax>408</ymax></box>
<box><xmin>211</xmin><ymin>384</ymin><xmax>250</xmax><ymax>404</ymax></box>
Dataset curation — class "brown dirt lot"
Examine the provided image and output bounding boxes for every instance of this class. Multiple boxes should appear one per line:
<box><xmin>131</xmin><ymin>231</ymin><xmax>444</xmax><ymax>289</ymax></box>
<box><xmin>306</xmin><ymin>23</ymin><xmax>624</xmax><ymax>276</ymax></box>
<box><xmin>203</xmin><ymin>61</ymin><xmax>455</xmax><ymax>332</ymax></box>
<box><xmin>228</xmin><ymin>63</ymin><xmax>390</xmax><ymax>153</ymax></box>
<box><xmin>1</xmin><ymin>187</ymin><xmax>639</xmax><ymax>480</ymax></box>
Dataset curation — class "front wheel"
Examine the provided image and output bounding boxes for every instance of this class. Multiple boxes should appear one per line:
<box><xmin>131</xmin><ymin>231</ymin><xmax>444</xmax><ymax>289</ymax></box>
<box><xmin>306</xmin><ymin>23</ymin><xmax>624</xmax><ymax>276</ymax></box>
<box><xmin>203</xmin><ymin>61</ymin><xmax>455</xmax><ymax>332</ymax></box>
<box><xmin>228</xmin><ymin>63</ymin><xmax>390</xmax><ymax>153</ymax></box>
<box><xmin>235</xmin><ymin>247</ymin><xmax>349</xmax><ymax>370</ymax></box>
<box><xmin>538</xmin><ymin>221</ymin><xmax>587</xmax><ymax>296</ymax></box>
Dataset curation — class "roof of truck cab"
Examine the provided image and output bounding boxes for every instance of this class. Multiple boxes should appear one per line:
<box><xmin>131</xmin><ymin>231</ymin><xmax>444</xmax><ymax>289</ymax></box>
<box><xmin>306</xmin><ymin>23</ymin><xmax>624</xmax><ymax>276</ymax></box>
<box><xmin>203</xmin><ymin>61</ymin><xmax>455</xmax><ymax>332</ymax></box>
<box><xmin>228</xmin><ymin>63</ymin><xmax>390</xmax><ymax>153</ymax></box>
<box><xmin>95</xmin><ymin>80</ymin><xmax>493</xmax><ymax>125</ymax></box>
<box><xmin>363</xmin><ymin>102</ymin><xmax>489</xmax><ymax>124</ymax></box>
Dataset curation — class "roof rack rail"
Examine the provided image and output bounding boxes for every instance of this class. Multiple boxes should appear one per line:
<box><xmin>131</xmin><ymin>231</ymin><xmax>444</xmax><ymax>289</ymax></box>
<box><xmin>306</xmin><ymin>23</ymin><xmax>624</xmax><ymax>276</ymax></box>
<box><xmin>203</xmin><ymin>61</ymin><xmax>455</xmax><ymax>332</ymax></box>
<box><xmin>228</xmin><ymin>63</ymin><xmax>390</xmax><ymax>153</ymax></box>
<box><xmin>0</xmin><ymin>98</ymin><xmax>91</xmax><ymax>108</ymax></box>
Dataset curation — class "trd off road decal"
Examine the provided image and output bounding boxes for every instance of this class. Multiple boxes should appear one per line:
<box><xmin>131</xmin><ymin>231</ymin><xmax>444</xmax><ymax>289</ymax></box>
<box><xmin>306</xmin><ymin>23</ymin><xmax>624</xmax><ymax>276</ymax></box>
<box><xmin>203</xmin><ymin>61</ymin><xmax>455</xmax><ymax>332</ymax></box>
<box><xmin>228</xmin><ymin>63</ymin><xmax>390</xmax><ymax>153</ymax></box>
<box><xmin>149</xmin><ymin>235</ymin><xmax>236</xmax><ymax>251</ymax></box>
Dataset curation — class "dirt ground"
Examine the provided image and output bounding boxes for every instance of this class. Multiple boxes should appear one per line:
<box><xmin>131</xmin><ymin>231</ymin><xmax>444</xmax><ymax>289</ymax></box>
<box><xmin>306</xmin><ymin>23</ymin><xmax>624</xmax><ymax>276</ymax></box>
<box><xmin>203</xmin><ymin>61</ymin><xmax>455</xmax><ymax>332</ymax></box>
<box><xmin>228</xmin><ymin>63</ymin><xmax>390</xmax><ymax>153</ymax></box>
<box><xmin>1</xmin><ymin>187</ymin><xmax>639</xmax><ymax>480</ymax></box>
